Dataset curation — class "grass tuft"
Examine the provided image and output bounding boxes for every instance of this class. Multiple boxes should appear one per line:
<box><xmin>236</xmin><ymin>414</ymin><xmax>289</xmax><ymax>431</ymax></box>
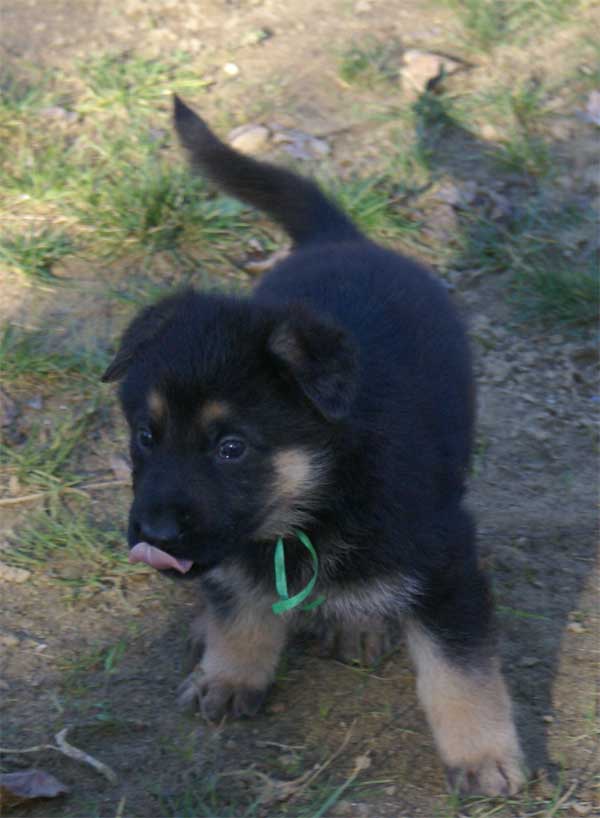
<box><xmin>6</xmin><ymin>507</ymin><xmax>136</xmax><ymax>592</ymax></box>
<box><xmin>77</xmin><ymin>51</ymin><xmax>209</xmax><ymax>114</ymax></box>
<box><xmin>447</xmin><ymin>0</ymin><xmax>509</xmax><ymax>50</ymax></box>
<box><xmin>0</xmin><ymin>404</ymin><xmax>101</xmax><ymax>493</ymax></box>
<box><xmin>338</xmin><ymin>39</ymin><xmax>399</xmax><ymax>87</ymax></box>
<box><xmin>0</xmin><ymin>227</ymin><xmax>75</xmax><ymax>283</ymax></box>
<box><xmin>0</xmin><ymin>323</ymin><xmax>106</xmax><ymax>383</ymax></box>
<box><xmin>326</xmin><ymin>175</ymin><xmax>419</xmax><ymax>242</ymax></box>
<box><xmin>76</xmin><ymin>157</ymin><xmax>252</xmax><ymax>255</ymax></box>
<box><xmin>459</xmin><ymin>197</ymin><xmax>599</xmax><ymax>325</ymax></box>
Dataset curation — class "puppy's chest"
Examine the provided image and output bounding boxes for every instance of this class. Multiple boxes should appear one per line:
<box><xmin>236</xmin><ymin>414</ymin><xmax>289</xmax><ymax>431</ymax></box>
<box><xmin>203</xmin><ymin>553</ymin><xmax>420</xmax><ymax>626</ymax></box>
<box><xmin>319</xmin><ymin>572</ymin><xmax>421</xmax><ymax>623</ymax></box>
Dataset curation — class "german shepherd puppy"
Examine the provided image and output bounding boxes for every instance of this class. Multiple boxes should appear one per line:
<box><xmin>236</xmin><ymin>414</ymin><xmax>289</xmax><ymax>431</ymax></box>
<box><xmin>102</xmin><ymin>96</ymin><xmax>525</xmax><ymax>795</ymax></box>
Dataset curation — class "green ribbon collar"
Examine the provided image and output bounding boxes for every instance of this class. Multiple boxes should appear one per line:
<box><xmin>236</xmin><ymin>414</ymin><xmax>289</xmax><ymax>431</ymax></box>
<box><xmin>272</xmin><ymin>530</ymin><xmax>325</xmax><ymax>615</ymax></box>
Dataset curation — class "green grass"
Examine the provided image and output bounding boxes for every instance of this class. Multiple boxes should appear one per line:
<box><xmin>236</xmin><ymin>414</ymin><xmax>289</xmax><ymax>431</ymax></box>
<box><xmin>0</xmin><ymin>227</ymin><xmax>75</xmax><ymax>283</ymax></box>
<box><xmin>483</xmin><ymin>82</ymin><xmax>551</xmax><ymax>176</ymax></box>
<box><xmin>449</xmin><ymin>0</ymin><xmax>509</xmax><ymax>50</ymax></box>
<box><xmin>0</xmin><ymin>323</ymin><xmax>106</xmax><ymax>383</ymax></box>
<box><xmin>447</xmin><ymin>0</ymin><xmax>581</xmax><ymax>50</ymax></box>
<box><xmin>76</xmin><ymin>154</ymin><xmax>252</xmax><ymax>255</ymax></box>
<box><xmin>5</xmin><ymin>507</ymin><xmax>136</xmax><ymax>592</ymax></box>
<box><xmin>3</xmin><ymin>135</ymin><xmax>79</xmax><ymax>202</ymax></box>
<box><xmin>327</xmin><ymin>174</ymin><xmax>420</xmax><ymax>243</ymax></box>
<box><xmin>338</xmin><ymin>39</ymin><xmax>399</xmax><ymax>87</ymax></box>
<box><xmin>459</xmin><ymin>197</ymin><xmax>599</xmax><ymax>325</ymax></box>
<box><xmin>76</xmin><ymin>51</ymin><xmax>209</xmax><ymax>114</ymax></box>
<box><xmin>159</xmin><ymin>766</ymin><xmax>369</xmax><ymax>818</ymax></box>
<box><xmin>0</xmin><ymin>69</ymin><xmax>51</xmax><ymax>123</ymax></box>
<box><xmin>0</xmin><ymin>403</ymin><xmax>101</xmax><ymax>493</ymax></box>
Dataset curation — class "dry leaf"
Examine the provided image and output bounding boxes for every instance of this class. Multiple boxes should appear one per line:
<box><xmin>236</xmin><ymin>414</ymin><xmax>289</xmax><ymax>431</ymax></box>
<box><xmin>109</xmin><ymin>455</ymin><xmax>132</xmax><ymax>481</ymax></box>
<box><xmin>0</xmin><ymin>769</ymin><xmax>68</xmax><ymax>810</ymax></box>
<box><xmin>244</xmin><ymin>247</ymin><xmax>290</xmax><ymax>275</ymax></box>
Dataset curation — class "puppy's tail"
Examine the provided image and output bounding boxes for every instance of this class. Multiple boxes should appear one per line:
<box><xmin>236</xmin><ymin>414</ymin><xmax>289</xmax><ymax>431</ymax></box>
<box><xmin>173</xmin><ymin>95</ymin><xmax>361</xmax><ymax>247</ymax></box>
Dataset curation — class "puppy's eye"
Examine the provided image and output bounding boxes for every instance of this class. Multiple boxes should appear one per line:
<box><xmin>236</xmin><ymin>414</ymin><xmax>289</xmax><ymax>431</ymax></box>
<box><xmin>217</xmin><ymin>437</ymin><xmax>246</xmax><ymax>461</ymax></box>
<box><xmin>137</xmin><ymin>427</ymin><xmax>154</xmax><ymax>450</ymax></box>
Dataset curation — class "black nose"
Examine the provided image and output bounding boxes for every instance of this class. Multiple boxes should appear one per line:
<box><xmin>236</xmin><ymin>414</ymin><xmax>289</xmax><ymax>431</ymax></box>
<box><xmin>138</xmin><ymin>514</ymin><xmax>183</xmax><ymax>547</ymax></box>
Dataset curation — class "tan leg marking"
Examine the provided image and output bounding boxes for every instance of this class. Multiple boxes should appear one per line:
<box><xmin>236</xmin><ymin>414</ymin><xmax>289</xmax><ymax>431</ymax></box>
<box><xmin>178</xmin><ymin>573</ymin><xmax>286</xmax><ymax>720</ymax></box>
<box><xmin>406</xmin><ymin>621</ymin><xmax>526</xmax><ymax>796</ymax></box>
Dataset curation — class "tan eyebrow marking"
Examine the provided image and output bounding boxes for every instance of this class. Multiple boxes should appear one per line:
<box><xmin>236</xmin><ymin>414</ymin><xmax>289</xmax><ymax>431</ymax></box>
<box><xmin>199</xmin><ymin>400</ymin><xmax>231</xmax><ymax>428</ymax></box>
<box><xmin>148</xmin><ymin>389</ymin><xmax>166</xmax><ymax>421</ymax></box>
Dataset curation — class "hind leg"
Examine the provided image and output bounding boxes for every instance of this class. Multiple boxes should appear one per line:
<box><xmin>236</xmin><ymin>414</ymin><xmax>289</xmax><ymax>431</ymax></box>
<box><xmin>406</xmin><ymin>558</ymin><xmax>525</xmax><ymax>793</ymax></box>
<box><xmin>312</xmin><ymin>616</ymin><xmax>395</xmax><ymax>666</ymax></box>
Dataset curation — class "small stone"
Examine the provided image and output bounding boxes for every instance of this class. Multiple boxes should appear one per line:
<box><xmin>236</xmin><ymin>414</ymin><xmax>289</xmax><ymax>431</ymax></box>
<box><xmin>572</xmin><ymin>802</ymin><xmax>593</xmax><ymax>816</ymax></box>
<box><xmin>384</xmin><ymin>785</ymin><xmax>397</xmax><ymax>796</ymax></box>
<box><xmin>481</xmin><ymin>123</ymin><xmax>500</xmax><ymax>141</ymax></box>
<box><xmin>542</xmin><ymin>714</ymin><xmax>554</xmax><ymax>723</ymax></box>
<box><xmin>423</xmin><ymin>203</ymin><xmax>459</xmax><ymax>243</ymax></box>
<box><xmin>273</xmin><ymin>127</ymin><xmax>331</xmax><ymax>160</ymax></box>
<box><xmin>582</xmin><ymin>90</ymin><xmax>600</xmax><ymax>126</ymax></box>
<box><xmin>223</xmin><ymin>62</ymin><xmax>240</xmax><ymax>77</ymax></box>
<box><xmin>332</xmin><ymin>801</ymin><xmax>354</xmax><ymax>816</ymax></box>
<box><xmin>109</xmin><ymin>454</ymin><xmax>132</xmax><ymax>481</ymax></box>
<box><xmin>39</xmin><ymin>105</ymin><xmax>78</xmax><ymax>124</ymax></box>
<box><xmin>567</xmin><ymin>621</ymin><xmax>585</xmax><ymax>634</ymax></box>
<box><xmin>228</xmin><ymin>124</ymin><xmax>270</xmax><ymax>154</ymax></box>
<box><xmin>519</xmin><ymin>656</ymin><xmax>540</xmax><ymax>668</ymax></box>
<box><xmin>241</xmin><ymin>27</ymin><xmax>272</xmax><ymax>46</ymax></box>
<box><xmin>0</xmin><ymin>562</ymin><xmax>31</xmax><ymax>583</ymax></box>
<box><xmin>402</xmin><ymin>49</ymin><xmax>462</xmax><ymax>94</ymax></box>
<box><xmin>308</xmin><ymin>137</ymin><xmax>330</xmax><ymax>157</ymax></box>
<box><xmin>435</xmin><ymin>180</ymin><xmax>478</xmax><ymax>209</ymax></box>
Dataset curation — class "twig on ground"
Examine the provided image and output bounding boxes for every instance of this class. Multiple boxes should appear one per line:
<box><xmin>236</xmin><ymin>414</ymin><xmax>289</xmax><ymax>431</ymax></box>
<box><xmin>0</xmin><ymin>726</ymin><xmax>118</xmax><ymax>784</ymax></box>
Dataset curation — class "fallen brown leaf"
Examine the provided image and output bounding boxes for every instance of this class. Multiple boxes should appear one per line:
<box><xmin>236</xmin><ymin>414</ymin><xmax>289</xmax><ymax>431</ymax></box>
<box><xmin>0</xmin><ymin>769</ymin><xmax>68</xmax><ymax>810</ymax></box>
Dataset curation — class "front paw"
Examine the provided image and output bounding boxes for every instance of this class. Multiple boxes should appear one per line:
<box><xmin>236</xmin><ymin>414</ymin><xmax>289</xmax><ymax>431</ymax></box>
<box><xmin>177</xmin><ymin>666</ymin><xmax>267</xmax><ymax>721</ymax></box>
<box><xmin>447</xmin><ymin>753</ymin><xmax>527</xmax><ymax>797</ymax></box>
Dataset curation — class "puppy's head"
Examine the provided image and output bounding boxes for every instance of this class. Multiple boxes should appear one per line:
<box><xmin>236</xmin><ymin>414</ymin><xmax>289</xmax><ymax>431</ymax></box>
<box><xmin>102</xmin><ymin>290</ymin><xmax>358</xmax><ymax>578</ymax></box>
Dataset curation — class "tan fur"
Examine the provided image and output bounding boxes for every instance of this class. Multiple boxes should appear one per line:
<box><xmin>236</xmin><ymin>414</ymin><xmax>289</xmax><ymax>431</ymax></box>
<box><xmin>148</xmin><ymin>389</ymin><xmax>166</xmax><ymax>421</ymax></box>
<box><xmin>405</xmin><ymin>620</ymin><xmax>525</xmax><ymax>794</ymax></box>
<box><xmin>199</xmin><ymin>400</ymin><xmax>230</xmax><ymax>427</ymax></box>
<box><xmin>254</xmin><ymin>447</ymin><xmax>330</xmax><ymax>540</ymax></box>
<box><xmin>178</xmin><ymin>565</ymin><xmax>287</xmax><ymax>718</ymax></box>
<box><xmin>272</xmin><ymin>448</ymin><xmax>315</xmax><ymax>499</ymax></box>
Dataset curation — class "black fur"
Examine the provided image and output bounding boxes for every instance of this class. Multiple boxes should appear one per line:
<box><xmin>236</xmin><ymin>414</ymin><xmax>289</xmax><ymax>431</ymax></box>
<box><xmin>103</xmin><ymin>96</ymin><xmax>488</xmax><ymax>655</ymax></box>
<box><xmin>102</xmin><ymin>98</ymin><xmax>526</xmax><ymax>794</ymax></box>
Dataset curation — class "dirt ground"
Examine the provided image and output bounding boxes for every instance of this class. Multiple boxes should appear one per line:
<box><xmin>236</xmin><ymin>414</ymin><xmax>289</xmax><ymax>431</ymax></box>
<box><xmin>1</xmin><ymin>1</ymin><xmax>598</xmax><ymax>817</ymax></box>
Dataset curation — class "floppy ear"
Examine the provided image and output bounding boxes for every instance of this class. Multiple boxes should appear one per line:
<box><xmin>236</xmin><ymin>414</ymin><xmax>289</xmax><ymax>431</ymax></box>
<box><xmin>101</xmin><ymin>294</ymin><xmax>184</xmax><ymax>382</ymax></box>
<box><xmin>268</xmin><ymin>307</ymin><xmax>358</xmax><ymax>420</ymax></box>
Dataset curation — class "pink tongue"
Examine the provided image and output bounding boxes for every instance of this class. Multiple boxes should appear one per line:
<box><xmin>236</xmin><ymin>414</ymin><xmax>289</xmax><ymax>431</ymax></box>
<box><xmin>129</xmin><ymin>542</ymin><xmax>193</xmax><ymax>574</ymax></box>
